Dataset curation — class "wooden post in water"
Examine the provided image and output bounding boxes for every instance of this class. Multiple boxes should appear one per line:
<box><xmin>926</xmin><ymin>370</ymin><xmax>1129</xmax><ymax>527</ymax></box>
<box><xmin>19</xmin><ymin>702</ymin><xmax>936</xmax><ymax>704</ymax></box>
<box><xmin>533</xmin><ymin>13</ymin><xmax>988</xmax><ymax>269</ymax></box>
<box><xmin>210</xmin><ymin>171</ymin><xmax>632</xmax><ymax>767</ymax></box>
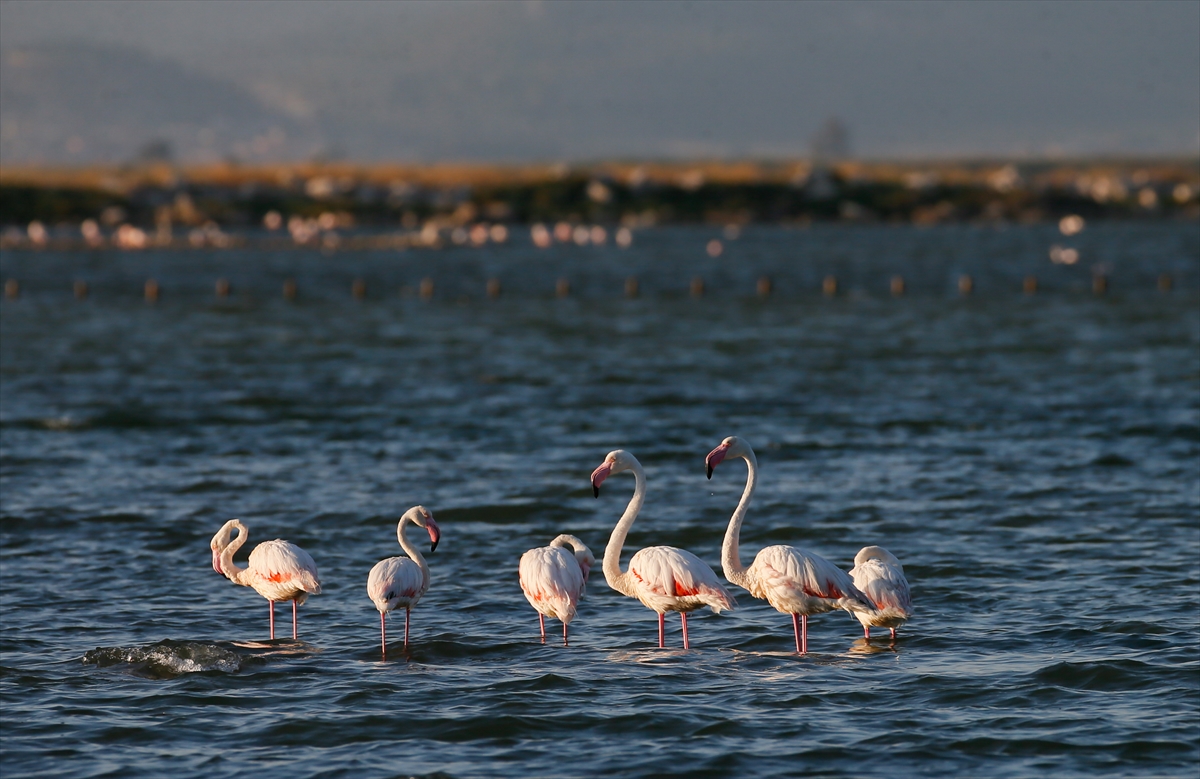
<box><xmin>822</xmin><ymin>275</ymin><xmax>838</xmax><ymax>297</ymax></box>
<box><xmin>958</xmin><ymin>275</ymin><xmax>974</xmax><ymax>295</ymax></box>
<box><xmin>1158</xmin><ymin>274</ymin><xmax>1173</xmax><ymax>292</ymax></box>
<box><xmin>5</xmin><ymin>279</ymin><xmax>19</xmax><ymax>299</ymax></box>
<box><xmin>215</xmin><ymin>278</ymin><xmax>231</xmax><ymax>298</ymax></box>
<box><xmin>555</xmin><ymin>278</ymin><xmax>570</xmax><ymax>298</ymax></box>
<box><xmin>352</xmin><ymin>278</ymin><xmax>367</xmax><ymax>300</ymax></box>
<box><xmin>144</xmin><ymin>279</ymin><xmax>160</xmax><ymax>303</ymax></box>
<box><xmin>690</xmin><ymin>276</ymin><xmax>705</xmax><ymax>297</ymax></box>
<box><xmin>756</xmin><ymin>276</ymin><xmax>772</xmax><ymax>297</ymax></box>
<box><xmin>1023</xmin><ymin>275</ymin><xmax>1038</xmax><ymax>295</ymax></box>
<box><xmin>1092</xmin><ymin>274</ymin><xmax>1108</xmax><ymax>295</ymax></box>
<box><xmin>486</xmin><ymin>278</ymin><xmax>501</xmax><ymax>299</ymax></box>
<box><xmin>283</xmin><ymin>279</ymin><xmax>298</xmax><ymax>300</ymax></box>
<box><xmin>419</xmin><ymin>277</ymin><xmax>435</xmax><ymax>300</ymax></box>
<box><xmin>74</xmin><ymin>280</ymin><xmax>89</xmax><ymax>300</ymax></box>
<box><xmin>890</xmin><ymin>275</ymin><xmax>905</xmax><ymax>296</ymax></box>
<box><xmin>625</xmin><ymin>276</ymin><xmax>639</xmax><ymax>298</ymax></box>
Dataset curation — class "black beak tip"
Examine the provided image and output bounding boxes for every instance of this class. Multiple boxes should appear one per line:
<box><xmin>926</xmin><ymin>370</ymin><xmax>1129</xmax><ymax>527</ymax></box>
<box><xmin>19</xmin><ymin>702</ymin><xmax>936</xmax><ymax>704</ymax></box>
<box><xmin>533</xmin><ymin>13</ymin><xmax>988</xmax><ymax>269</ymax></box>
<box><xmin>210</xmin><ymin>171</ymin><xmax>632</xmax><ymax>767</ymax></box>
<box><xmin>593</xmin><ymin>485</ymin><xmax>600</xmax><ymax>498</ymax></box>
<box><xmin>430</xmin><ymin>540</ymin><xmax>439</xmax><ymax>553</ymax></box>
<box><xmin>706</xmin><ymin>465</ymin><xmax>713</xmax><ymax>479</ymax></box>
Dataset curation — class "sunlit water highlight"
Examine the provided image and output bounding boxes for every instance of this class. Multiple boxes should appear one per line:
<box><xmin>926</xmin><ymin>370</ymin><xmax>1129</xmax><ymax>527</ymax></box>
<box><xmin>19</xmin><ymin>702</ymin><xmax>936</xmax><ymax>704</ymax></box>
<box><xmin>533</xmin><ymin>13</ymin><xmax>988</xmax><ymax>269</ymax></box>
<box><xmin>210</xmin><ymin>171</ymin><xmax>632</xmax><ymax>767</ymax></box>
<box><xmin>2</xmin><ymin>225</ymin><xmax>1198</xmax><ymax>778</ymax></box>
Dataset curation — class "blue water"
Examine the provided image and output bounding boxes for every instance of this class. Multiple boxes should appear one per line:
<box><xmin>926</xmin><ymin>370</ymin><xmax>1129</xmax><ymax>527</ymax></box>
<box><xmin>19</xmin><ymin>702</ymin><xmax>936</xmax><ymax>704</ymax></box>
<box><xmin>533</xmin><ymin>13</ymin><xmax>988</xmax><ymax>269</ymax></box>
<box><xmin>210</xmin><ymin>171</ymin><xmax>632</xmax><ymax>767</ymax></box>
<box><xmin>2</xmin><ymin>224</ymin><xmax>1198</xmax><ymax>778</ymax></box>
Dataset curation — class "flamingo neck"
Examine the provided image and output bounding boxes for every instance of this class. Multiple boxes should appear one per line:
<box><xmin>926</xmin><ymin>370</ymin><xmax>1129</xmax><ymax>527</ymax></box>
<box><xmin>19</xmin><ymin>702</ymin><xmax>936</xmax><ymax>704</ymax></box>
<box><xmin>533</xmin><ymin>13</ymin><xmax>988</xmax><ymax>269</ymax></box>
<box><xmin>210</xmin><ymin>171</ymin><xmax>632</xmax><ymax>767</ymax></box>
<box><xmin>721</xmin><ymin>449</ymin><xmax>757</xmax><ymax>590</ymax></box>
<box><xmin>551</xmin><ymin>534</ymin><xmax>593</xmax><ymax>577</ymax></box>
<box><xmin>219</xmin><ymin>520</ymin><xmax>252</xmax><ymax>586</ymax></box>
<box><xmin>397</xmin><ymin>516</ymin><xmax>430</xmax><ymax>591</ymax></box>
<box><xmin>603</xmin><ymin>461</ymin><xmax>645</xmax><ymax>598</ymax></box>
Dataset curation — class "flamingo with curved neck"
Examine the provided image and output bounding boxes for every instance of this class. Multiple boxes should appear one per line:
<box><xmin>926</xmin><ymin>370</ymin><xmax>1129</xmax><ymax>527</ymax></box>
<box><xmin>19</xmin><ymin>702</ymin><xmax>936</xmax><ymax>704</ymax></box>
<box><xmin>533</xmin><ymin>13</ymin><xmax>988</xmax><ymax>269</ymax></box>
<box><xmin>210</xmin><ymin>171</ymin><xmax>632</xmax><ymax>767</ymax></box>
<box><xmin>209</xmin><ymin>519</ymin><xmax>322</xmax><ymax>640</ymax></box>
<box><xmin>519</xmin><ymin>534</ymin><xmax>595</xmax><ymax>645</ymax></box>
<box><xmin>593</xmin><ymin>449</ymin><xmax>735</xmax><ymax>649</ymax></box>
<box><xmin>848</xmin><ymin>545</ymin><xmax>912</xmax><ymax>639</ymax></box>
<box><xmin>706</xmin><ymin>436</ymin><xmax>875</xmax><ymax>653</ymax></box>
<box><xmin>367</xmin><ymin>505</ymin><xmax>441</xmax><ymax>654</ymax></box>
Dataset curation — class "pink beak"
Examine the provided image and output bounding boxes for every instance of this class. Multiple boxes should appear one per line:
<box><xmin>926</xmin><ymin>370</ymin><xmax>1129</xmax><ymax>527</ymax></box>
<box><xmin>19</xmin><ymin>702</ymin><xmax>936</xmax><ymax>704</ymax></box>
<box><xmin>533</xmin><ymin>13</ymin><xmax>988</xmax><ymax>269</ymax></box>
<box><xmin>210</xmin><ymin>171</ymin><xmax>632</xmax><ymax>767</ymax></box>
<box><xmin>426</xmin><ymin>518</ymin><xmax>441</xmax><ymax>552</ymax></box>
<box><xmin>211</xmin><ymin>548</ymin><xmax>223</xmax><ymax>575</ymax></box>
<box><xmin>705</xmin><ymin>443</ymin><xmax>729</xmax><ymax>479</ymax></box>
<box><xmin>591</xmin><ymin>461</ymin><xmax>614</xmax><ymax>497</ymax></box>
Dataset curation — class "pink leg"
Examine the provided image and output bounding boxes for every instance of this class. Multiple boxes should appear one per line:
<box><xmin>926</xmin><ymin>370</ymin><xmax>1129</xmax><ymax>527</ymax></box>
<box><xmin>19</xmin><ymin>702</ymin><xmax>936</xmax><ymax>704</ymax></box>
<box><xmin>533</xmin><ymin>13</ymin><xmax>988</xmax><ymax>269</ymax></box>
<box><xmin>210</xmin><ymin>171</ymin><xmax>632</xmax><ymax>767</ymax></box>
<box><xmin>802</xmin><ymin>614</ymin><xmax>808</xmax><ymax>654</ymax></box>
<box><xmin>658</xmin><ymin>613</ymin><xmax>666</xmax><ymax>648</ymax></box>
<box><xmin>539</xmin><ymin>613</ymin><xmax>546</xmax><ymax>643</ymax></box>
<box><xmin>864</xmin><ymin>625</ymin><xmax>871</xmax><ymax>639</ymax></box>
<box><xmin>404</xmin><ymin>607</ymin><xmax>411</xmax><ymax>647</ymax></box>
<box><xmin>292</xmin><ymin>600</ymin><xmax>298</xmax><ymax>640</ymax></box>
<box><xmin>792</xmin><ymin>613</ymin><xmax>801</xmax><ymax>653</ymax></box>
<box><xmin>563</xmin><ymin>620</ymin><xmax>569</xmax><ymax>646</ymax></box>
<box><xmin>890</xmin><ymin>627</ymin><xmax>897</xmax><ymax>639</ymax></box>
<box><xmin>269</xmin><ymin>600</ymin><xmax>276</xmax><ymax>640</ymax></box>
<box><xmin>381</xmin><ymin>612</ymin><xmax>388</xmax><ymax>655</ymax></box>
<box><xmin>681</xmin><ymin>612</ymin><xmax>690</xmax><ymax>650</ymax></box>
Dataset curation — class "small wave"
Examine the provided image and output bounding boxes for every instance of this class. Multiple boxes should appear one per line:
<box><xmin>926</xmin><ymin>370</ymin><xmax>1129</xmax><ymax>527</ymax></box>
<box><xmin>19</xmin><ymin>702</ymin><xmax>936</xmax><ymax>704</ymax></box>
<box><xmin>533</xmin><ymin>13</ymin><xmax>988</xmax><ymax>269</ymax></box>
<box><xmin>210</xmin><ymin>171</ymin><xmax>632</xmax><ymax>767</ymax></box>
<box><xmin>82</xmin><ymin>639</ymin><xmax>242</xmax><ymax>678</ymax></box>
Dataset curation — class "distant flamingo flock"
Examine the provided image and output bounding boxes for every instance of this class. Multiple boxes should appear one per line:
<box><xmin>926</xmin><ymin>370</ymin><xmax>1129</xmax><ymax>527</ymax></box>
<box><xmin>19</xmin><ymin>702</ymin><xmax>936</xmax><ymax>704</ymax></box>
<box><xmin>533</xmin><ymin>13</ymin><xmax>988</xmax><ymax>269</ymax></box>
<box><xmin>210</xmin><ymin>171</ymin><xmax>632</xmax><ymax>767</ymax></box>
<box><xmin>209</xmin><ymin>436</ymin><xmax>912</xmax><ymax>654</ymax></box>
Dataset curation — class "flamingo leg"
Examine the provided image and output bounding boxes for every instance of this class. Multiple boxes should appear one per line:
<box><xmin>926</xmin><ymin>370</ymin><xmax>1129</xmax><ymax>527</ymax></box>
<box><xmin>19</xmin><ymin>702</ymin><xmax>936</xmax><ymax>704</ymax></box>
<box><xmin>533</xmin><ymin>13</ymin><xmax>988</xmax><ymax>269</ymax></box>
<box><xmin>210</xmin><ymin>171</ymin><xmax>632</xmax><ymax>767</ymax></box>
<box><xmin>864</xmin><ymin>625</ymin><xmax>871</xmax><ymax>639</ymax></box>
<box><xmin>404</xmin><ymin>607</ymin><xmax>411</xmax><ymax>647</ymax></box>
<box><xmin>802</xmin><ymin>614</ymin><xmax>808</xmax><ymax>654</ymax></box>
<box><xmin>658</xmin><ymin>612</ymin><xmax>666</xmax><ymax>648</ymax></box>
<box><xmin>890</xmin><ymin>627</ymin><xmax>897</xmax><ymax>639</ymax></box>
<box><xmin>792</xmin><ymin>613</ymin><xmax>800</xmax><ymax>653</ymax></box>
<box><xmin>563</xmin><ymin>620</ymin><xmax>569</xmax><ymax>647</ymax></box>
<box><xmin>381</xmin><ymin>611</ymin><xmax>387</xmax><ymax>655</ymax></box>
<box><xmin>269</xmin><ymin>600</ymin><xmax>275</xmax><ymax>640</ymax></box>
<box><xmin>539</xmin><ymin>613</ymin><xmax>546</xmax><ymax>643</ymax></box>
<box><xmin>681</xmin><ymin>612</ymin><xmax>690</xmax><ymax>650</ymax></box>
<box><xmin>292</xmin><ymin>599</ymin><xmax>298</xmax><ymax>640</ymax></box>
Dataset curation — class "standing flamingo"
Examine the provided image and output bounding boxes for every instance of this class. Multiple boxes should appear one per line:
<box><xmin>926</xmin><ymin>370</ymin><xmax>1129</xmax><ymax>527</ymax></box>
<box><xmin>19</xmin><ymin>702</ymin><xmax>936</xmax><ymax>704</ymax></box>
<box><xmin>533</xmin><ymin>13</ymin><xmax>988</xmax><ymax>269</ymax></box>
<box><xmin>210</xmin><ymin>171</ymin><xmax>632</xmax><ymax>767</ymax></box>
<box><xmin>210</xmin><ymin>519</ymin><xmax>322</xmax><ymax>640</ymax></box>
<box><xmin>706</xmin><ymin>436</ymin><xmax>875</xmax><ymax>653</ymax></box>
<box><xmin>848</xmin><ymin>546</ymin><xmax>912</xmax><ymax>639</ymax></box>
<box><xmin>518</xmin><ymin>534</ymin><xmax>595</xmax><ymax>645</ymax></box>
<box><xmin>592</xmin><ymin>449</ymin><xmax>735</xmax><ymax>649</ymax></box>
<box><xmin>367</xmin><ymin>506</ymin><xmax>440</xmax><ymax>653</ymax></box>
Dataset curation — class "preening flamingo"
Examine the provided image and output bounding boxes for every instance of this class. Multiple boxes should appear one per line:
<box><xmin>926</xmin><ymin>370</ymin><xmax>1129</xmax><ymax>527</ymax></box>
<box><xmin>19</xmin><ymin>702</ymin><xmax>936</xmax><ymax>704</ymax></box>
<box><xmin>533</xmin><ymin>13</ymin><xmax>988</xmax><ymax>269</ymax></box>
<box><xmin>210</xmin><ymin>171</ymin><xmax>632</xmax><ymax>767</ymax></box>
<box><xmin>210</xmin><ymin>519</ymin><xmax>322</xmax><ymax>640</ymax></box>
<box><xmin>848</xmin><ymin>546</ymin><xmax>912</xmax><ymax>639</ymax></box>
<box><xmin>367</xmin><ymin>506</ymin><xmax>440</xmax><ymax>653</ymax></box>
<box><xmin>518</xmin><ymin>534</ymin><xmax>595</xmax><ymax>645</ymax></box>
<box><xmin>706</xmin><ymin>436</ymin><xmax>875</xmax><ymax>653</ymax></box>
<box><xmin>592</xmin><ymin>449</ymin><xmax>735</xmax><ymax>649</ymax></box>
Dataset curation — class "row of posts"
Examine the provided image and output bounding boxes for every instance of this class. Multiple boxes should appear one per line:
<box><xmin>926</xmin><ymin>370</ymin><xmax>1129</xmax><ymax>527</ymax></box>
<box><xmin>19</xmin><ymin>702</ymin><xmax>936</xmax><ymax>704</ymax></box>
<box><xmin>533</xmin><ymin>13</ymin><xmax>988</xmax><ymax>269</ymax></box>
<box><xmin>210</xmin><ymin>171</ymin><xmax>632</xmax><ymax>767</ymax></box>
<box><xmin>2</xmin><ymin>273</ymin><xmax>1178</xmax><ymax>302</ymax></box>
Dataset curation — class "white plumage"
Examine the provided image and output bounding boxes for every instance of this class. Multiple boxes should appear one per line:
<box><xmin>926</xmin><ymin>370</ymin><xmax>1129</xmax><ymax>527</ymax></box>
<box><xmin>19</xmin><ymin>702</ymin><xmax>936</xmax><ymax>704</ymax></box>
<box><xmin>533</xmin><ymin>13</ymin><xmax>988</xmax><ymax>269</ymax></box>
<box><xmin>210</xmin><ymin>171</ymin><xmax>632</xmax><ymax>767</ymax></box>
<box><xmin>367</xmin><ymin>505</ymin><xmax>440</xmax><ymax>653</ymax></box>
<box><xmin>848</xmin><ymin>546</ymin><xmax>913</xmax><ymax>639</ymax></box>
<box><xmin>209</xmin><ymin>519</ymin><xmax>322</xmax><ymax>640</ymax></box>
<box><xmin>518</xmin><ymin>534</ymin><xmax>594</xmax><ymax>644</ymax></box>
<box><xmin>593</xmin><ymin>449</ymin><xmax>736</xmax><ymax>649</ymax></box>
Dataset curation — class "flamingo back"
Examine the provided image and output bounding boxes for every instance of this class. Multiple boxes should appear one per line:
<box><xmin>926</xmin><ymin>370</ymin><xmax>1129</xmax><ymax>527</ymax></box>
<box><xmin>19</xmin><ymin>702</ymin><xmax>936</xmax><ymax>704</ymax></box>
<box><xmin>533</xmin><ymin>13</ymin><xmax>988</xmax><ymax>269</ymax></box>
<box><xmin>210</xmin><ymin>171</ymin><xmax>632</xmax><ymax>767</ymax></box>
<box><xmin>749</xmin><ymin>545</ymin><xmax>874</xmax><ymax>616</ymax></box>
<box><xmin>246</xmin><ymin>539</ymin><xmax>322</xmax><ymax>602</ymax></box>
<box><xmin>849</xmin><ymin>556</ymin><xmax>913</xmax><ymax>628</ymax></box>
<box><xmin>627</xmin><ymin>546</ymin><xmax>736</xmax><ymax>614</ymax></box>
<box><xmin>367</xmin><ymin>556</ymin><xmax>427</xmax><ymax>614</ymax></box>
<box><xmin>519</xmin><ymin>546</ymin><xmax>586</xmax><ymax>623</ymax></box>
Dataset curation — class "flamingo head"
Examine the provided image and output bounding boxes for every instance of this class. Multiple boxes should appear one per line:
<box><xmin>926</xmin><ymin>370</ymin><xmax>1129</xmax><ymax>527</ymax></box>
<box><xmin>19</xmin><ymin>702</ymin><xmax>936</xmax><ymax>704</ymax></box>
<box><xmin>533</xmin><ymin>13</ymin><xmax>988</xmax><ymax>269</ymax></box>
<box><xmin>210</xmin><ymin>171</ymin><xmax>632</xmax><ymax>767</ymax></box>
<box><xmin>590</xmin><ymin>449</ymin><xmax>636</xmax><ymax>497</ymax></box>
<box><xmin>705</xmin><ymin>435</ymin><xmax>741</xmax><ymax>478</ymax></box>
<box><xmin>577</xmin><ymin>547</ymin><xmax>597</xmax><ymax>582</ymax></box>
<box><xmin>404</xmin><ymin>505</ymin><xmax>441</xmax><ymax>552</ymax></box>
<box><xmin>209</xmin><ymin>519</ymin><xmax>239</xmax><ymax>575</ymax></box>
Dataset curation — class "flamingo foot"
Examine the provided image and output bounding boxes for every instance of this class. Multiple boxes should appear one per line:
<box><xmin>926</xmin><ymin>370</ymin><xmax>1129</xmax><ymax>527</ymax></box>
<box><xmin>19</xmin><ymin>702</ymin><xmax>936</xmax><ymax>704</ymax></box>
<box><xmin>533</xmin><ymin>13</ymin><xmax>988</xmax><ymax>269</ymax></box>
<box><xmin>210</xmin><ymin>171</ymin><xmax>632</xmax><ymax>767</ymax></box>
<box><xmin>681</xmin><ymin>612</ymin><xmax>690</xmax><ymax>650</ymax></box>
<box><xmin>658</xmin><ymin>612</ymin><xmax>666</xmax><ymax>649</ymax></box>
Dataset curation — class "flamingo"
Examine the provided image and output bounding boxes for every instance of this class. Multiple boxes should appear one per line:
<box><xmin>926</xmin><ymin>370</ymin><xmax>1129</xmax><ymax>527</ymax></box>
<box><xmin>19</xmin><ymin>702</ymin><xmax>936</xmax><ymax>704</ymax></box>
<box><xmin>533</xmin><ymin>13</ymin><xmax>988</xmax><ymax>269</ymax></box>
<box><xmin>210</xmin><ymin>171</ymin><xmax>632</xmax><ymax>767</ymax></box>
<box><xmin>367</xmin><ymin>506</ymin><xmax>440</xmax><ymax>653</ymax></box>
<box><xmin>705</xmin><ymin>436</ymin><xmax>875</xmax><ymax>653</ymax></box>
<box><xmin>592</xmin><ymin>449</ymin><xmax>735</xmax><ymax>649</ymax></box>
<box><xmin>209</xmin><ymin>519</ymin><xmax>322</xmax><ymax>640</ymax></box>
<box><xmin>518</xmin><ymin>534</ymin><xmax>595</xmax><ymax>645</ymax></box>
<box><xmin>848</xmin><ymin>546</ymin><xmax>913</xmax><ymax>639</ymax></box>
